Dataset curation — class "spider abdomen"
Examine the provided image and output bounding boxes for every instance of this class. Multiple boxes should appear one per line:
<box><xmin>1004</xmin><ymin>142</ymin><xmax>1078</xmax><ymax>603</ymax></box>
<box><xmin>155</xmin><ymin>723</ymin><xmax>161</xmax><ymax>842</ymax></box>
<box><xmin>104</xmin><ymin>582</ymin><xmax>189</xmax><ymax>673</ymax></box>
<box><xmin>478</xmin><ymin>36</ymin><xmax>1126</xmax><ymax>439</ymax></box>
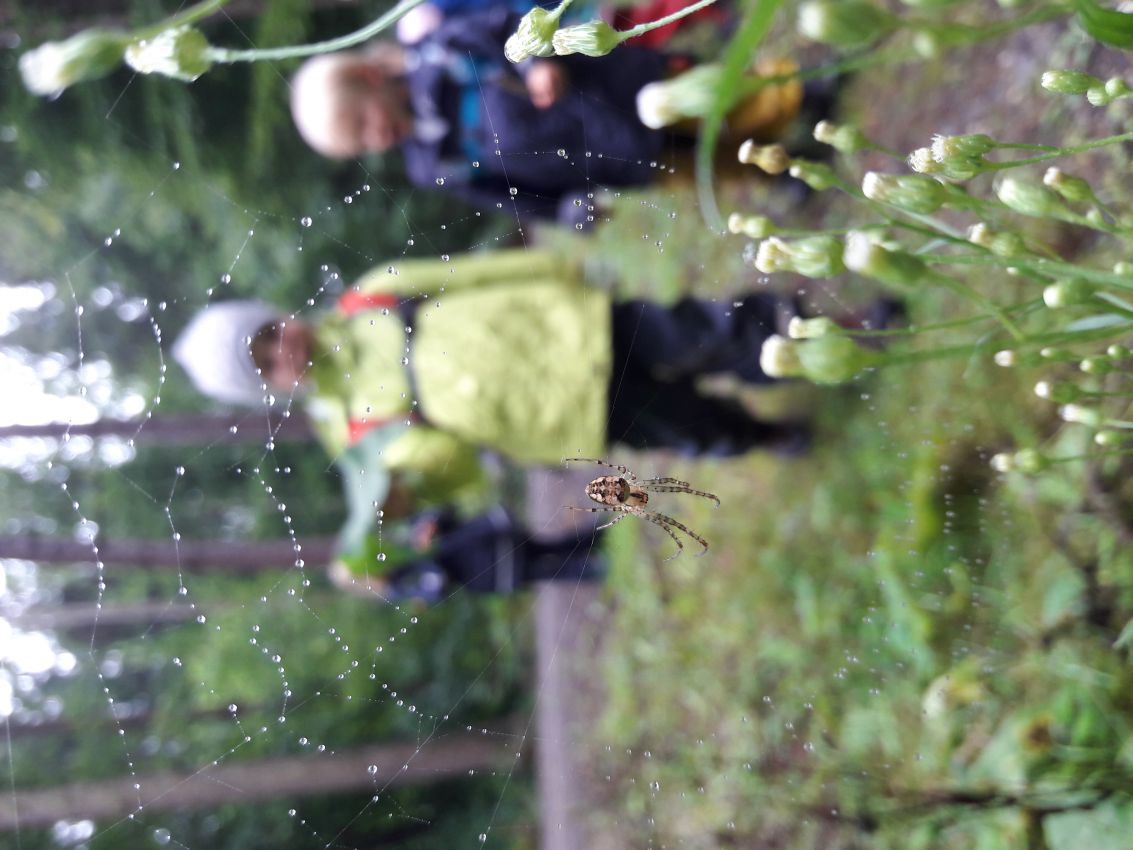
<box><xmin>586</xmin><ymin>475</ymin><xmax>648</xmax><ymax>507</ymax></box>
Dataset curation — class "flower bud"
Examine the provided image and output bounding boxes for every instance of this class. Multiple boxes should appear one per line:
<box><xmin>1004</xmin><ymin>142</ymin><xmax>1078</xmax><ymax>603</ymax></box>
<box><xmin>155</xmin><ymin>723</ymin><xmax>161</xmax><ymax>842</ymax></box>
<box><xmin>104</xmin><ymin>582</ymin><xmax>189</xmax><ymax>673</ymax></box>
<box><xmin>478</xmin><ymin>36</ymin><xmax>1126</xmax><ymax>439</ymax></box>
<box><xmin>797</xmin><ymin>0</ymin><xmax>896</xmax><ymax>49</ymax></box>
<box><xmin>1080</xmin><ymin>356</ymin><xmax>1112</xmax><ymax>375</ymax></box>
<box><xmin>814</xmin><ymin>120</ymin><xmax>868</xmax><ymax>153</ymax></box>
<box><xmin>738</xmin><ymin>141</ymin><xmax>790</xmax><ymax>174</ymax></box>
<box><xmin>19</xmin><ymin>28</ymin><xmax>128</xmax><ymax>96</ymax></box>
<box><xmin>125</xmin><ymin>27</ymin><xmax>212</xmax><ymax>81</ymax></box>
<box><xmin>990</xmin><ymin>452</ymin><xmax>1014</xmax><ymax>472</ymax></box>
<box><xmin>1012</xmin><ymin>448</ymin><xmax>1048</xmax><ymax>474</ymax></box>
<box><xmin>844</xmin><ymin>230</ymin><xmax>931</xmax><ymax>287</ymax></box>
<box><xmin>787</xmin><ymin>316</ymin><xmax>838</xmax><ymax>339</ymax></box>
<box><xmin>862</xmin><ymin>171</ymin><xmax>949</xmax><ymax>214</ymax></box>
<box><xmin>1034</xmin><ymin>381</ymin><xmax>1081</xmax><ymax>403</ymax></box>
<box><xmin>912</xmin><ymin>30</ymin><xmax>943</xmax><ymax>60</ymax></box>
<box><xmin>1042</xmin><ymin>167</ymin><xmax>1097</xmax><ymax>205</ymax></box>
<box><xmin>1104</xmin><ymin>77</ymin><xmax>1131</xmax><ymax>99</ymax></box>
<box><xmin>754</xmin><ymin>236</ymin><xmax>844</xmax><ymax>278</ymax></box>
<box><xmin>504</xmin><ymin>8</ymin><xmax>558</xmax><ymax>62</ymax></box>
<box><xmin>1060</xmin><ymin>403</ymin><xmax>1104</xmax><ymax>427</ymax></box>
<box><xmin>759</xmin><ymin>335</ymin><xmax>804</xmax><ymax>378</ymax></box>
<box><xmin>968</xmin><ymin>223</ymin><xmax>993</xmax><ymax>248</ymax></box>
<box><xmin>551</xmin><ymin>20</ymin><xmax>621</xmax><ymax>57</ymax></box>
<box><xmin>994</xmin><ymin>350</ymin><xmax>1017</xmax><ymax>367</ymax></box>
<box><xmin>788</xmin><ymin>160</ymin><xmax>839</xmax><ymax>191</ymax></box>
<box><xmin>908</xmin><ymin>147</ymin><xmax>944</xmax><ymax>175</ymax></box>
<box><xmin>797</xmin><ymin>335</ymin><xmax>876</xmax><ymax>384</ymax></box>
<box><xmin>1040</xmin><ymin>70</ymin><xmax>1102</xmax><ymax>96</ymax></box>
<box><xmin>1114</xmin><ymin>261</ymin><xmax>1133</xmax><ymax>276</ymax></box>
<box><xmin>1095</xmin><ymin>430</ymin><xmax>1124</xmax><ymax>447</ymax></box>
<box><xmin>1042</xmin><ymin>277</ymin><xmax>1093</xmax><ymax>308</ymax></box>
<box><xmin>635</xmin><ymin>64</ymin><xmax>722</xmax><ymax>129</ymax></box>
<box><xmin>1107</xmin><ymin>344</ymin><xmax>1130</xmax><ymax>359</ymax></box>
<box><xmin>931</xmin><ymin>133</ymin><xmax>995</xmax><ymax>161</ymax></box>
<box><xmin>1086</xmin><ymin>86</ymin><xmax>1113</xmax><ymax>107</ymax></box>
<box><xmin>727</xmin><ymin>213</ymin><xmax>776</xmax><ymax>239</ymax></box>
<box><xmin>996</xmin><ymin>176</ymin><xmax>1073</xmax><ymax>219</ymax></box>
<box><xmin>991</xmin><ymin>449</ymin><xmax>1047</xmax><ymax>474</ymax></box>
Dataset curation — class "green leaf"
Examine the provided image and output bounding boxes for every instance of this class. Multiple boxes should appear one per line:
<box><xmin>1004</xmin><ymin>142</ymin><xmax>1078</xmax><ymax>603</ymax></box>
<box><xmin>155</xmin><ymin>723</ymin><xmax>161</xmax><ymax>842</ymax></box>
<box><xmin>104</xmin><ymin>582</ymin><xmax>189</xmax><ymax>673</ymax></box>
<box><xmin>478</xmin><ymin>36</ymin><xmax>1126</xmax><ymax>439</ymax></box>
<box><xmin>1075</xmin><ymin>0</ymin><xmax>1133</xmax><ymax>48</ymax></box>
<box><xmin>1114</xmin><ymin>616</ymin><xmax>1133</xmax><ymax>649</ymax></box>
<box><xmin>1066</xmin><ymin>313</ymin><xmax>1133</xmax><ymax>332</ymax></box>
<box><xmin>695</xmin><ymin>0</ymin><xmax>784</xmax><ymax>229</ymax></box>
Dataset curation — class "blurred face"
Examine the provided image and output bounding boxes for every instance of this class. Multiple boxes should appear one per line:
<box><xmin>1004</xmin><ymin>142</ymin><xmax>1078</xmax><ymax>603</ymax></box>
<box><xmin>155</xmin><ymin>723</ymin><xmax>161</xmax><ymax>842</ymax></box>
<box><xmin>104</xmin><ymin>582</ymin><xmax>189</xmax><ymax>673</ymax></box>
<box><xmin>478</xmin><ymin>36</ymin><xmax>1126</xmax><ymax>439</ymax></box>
<box><xmin>251</xmin><ymin>321</ymin><xmax>313</xmax><ymax>391</ymax></box>
<box><xmin>339</xmin><ymin>71</ymin><xmax>412</xmax><ymax>156</ymax></box>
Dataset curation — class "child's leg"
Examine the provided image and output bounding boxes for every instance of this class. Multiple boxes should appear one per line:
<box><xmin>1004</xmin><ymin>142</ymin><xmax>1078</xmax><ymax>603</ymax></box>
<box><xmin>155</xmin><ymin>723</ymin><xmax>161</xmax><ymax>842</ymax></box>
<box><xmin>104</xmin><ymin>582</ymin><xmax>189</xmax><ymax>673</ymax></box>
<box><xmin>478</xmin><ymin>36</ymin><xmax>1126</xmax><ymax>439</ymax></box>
<box><xmin>611</xmin><ymin>295</ymin><xmax>790</xmax><ymax>385</ymax></box>
<box><xmin>607</xmin><ymin>369</ymin><xmax>808</xmax><ymax>456</ymax></box>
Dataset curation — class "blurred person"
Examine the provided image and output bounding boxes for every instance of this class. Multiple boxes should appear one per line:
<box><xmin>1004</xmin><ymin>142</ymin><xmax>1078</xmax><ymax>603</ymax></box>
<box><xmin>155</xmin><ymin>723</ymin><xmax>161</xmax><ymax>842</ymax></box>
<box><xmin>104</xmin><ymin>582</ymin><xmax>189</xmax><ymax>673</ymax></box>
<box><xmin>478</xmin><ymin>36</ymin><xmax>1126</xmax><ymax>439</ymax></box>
<box><xmin>290</xmin><ymin>7</ymin><xmax>801</xmax><ymax>227</ymax></box>
<box><xmin>329</xmin><ymin>499</ymin><xmax>604</xmax><ymax>603</ymax></box>
<box><xmin>290</xmin><ymin>6</ymin><xmax>666</xmax><ymax>226</ymax></box>
<box><xmin>172</xmin><ymin>248</ymin><xmax>810</xmax><ymax>514</ymax></box>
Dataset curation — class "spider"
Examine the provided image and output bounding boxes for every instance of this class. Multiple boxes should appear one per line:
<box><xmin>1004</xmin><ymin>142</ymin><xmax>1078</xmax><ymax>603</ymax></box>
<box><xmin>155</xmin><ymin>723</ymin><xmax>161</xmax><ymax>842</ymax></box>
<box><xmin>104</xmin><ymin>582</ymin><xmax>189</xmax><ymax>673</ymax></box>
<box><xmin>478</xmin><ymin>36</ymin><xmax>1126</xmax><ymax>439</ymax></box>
<box><xmin>562</xmin><ymin>457</ymin><xmax>720</xmax><ymax>560</ymax></box>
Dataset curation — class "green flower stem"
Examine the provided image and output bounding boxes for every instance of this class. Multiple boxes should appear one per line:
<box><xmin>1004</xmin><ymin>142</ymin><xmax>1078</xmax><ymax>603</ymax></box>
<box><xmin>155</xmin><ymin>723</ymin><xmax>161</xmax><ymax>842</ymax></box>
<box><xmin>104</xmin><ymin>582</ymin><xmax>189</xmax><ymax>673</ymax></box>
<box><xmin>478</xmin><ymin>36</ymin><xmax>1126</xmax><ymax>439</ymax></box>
<box><xmin>1047</xmin><ymin>449</ymin><xmax>1133</xmax><ymax>463</ymax></box>
<box><xmin>134</xmin><ymin>0</ymin><xmax>230</xmax><ymax>41</ymax></box>
<box><xmin>618</xmin><ymin>0</ymin><xmax>719</xmax><ymax>41</ymax></box>
<box><xmin>1021</xmin><ymin>322</ymin><xmax>1133</xmax><ymax>348</ymax></box>
<box><xmin>985</xmin><ymin>130</ymin><xmax>1133</xmax><ymax>170</ymax></box>
<box><xmin>931</xmin><ymin>272</ymin><xmax>1027</xmax><ymax>341</ymax></box>
<box><xmin>1015</xmin><ymin>257</ymin><xmax>1133</xmax><ymax>292</ymax></box>
<box><xmin>874</xmin><ymin>341</ymin><xmax>1003</xmax><ymax>367</ymax></box>
<box><xmin>906</xmin><ymin>5</ymin><xmax>1067</xmax><ymax>46</ymax></box>
<box><xmin>206</xmin><ymin>0</ymin><xmax>425</xmax><ymax>62</ymax></box>
<box><xmin>858</xmin><ymin>299</ymin><xmax>1044</xmax><ymax>339</ymax></box>
<box><xmin>548</xmin><ymin>0</ymin><xmax>575</xmax><ymax>22</ymax></box>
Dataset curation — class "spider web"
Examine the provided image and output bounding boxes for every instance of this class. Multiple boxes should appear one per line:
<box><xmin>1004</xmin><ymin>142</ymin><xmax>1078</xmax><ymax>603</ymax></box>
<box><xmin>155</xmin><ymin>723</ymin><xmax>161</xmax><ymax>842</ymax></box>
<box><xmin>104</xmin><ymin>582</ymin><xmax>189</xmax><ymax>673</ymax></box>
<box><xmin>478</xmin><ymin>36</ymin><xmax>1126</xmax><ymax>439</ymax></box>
<box><xmin>3</xmin><ymin>4</ymin><xmax>1117</xmax><ymax>850</ymax></box>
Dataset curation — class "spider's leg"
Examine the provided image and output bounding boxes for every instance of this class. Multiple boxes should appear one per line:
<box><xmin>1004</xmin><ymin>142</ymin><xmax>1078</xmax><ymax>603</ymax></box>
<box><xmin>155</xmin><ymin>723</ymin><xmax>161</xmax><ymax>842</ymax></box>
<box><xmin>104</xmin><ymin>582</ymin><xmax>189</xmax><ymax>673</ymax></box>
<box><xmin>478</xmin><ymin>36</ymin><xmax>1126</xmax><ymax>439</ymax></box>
<box><xmin>644</xmin><ymin>510</ymin><xmax>710</xmax><ymax>556</ymax></box>
<box><xmin>594</xmin><ymin>513</ymin><xmax>628</xmax><ymax>532</ymax></box>
<box><xmin>639</xmin><ymin>476</ymin><xmax>690</xmax><ymax>487</ymax></box>
<box><xmin>641</xmin><ymin>482</ymin><xmax>721</xmax><ymax>507</ymax></box>
<box><xmin>560</xmin><ymin>456</ymin><xmax>637</xmax><ymax>481</ymax></box>
<box><xmin>566</xmin><ymin>504</ymin><xmax>628</xmax><ymax>531</ymax></box>
<box><xmin>636</xmin><ymin>510</ymin><xmax>686</xmax><ymax>561</ymax></box>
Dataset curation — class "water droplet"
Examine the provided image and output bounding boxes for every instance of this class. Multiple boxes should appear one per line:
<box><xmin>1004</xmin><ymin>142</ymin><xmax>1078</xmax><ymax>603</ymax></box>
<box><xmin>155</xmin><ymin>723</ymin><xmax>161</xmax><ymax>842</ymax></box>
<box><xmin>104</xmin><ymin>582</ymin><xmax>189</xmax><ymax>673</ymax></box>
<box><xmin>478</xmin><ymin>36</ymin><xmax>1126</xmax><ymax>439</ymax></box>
<box><xmin>435</xmin><ymin>177</ymin><xmax>445</xmax><ymax>186</ymax></box>
<box><xmin>300</xmin><ymin>216</ymin><xmax>312</xmax><ymax>228</ymax></box>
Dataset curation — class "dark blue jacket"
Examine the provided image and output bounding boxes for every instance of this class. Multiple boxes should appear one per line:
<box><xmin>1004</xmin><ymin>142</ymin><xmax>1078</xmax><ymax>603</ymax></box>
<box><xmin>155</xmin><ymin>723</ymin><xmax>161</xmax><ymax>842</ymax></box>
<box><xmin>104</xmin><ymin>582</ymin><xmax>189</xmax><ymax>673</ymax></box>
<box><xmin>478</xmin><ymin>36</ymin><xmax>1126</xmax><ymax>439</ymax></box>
<box><xmin>400</xmin><ymin>7</ymin><xmax>666</xmax><ymax>223</ymax></box>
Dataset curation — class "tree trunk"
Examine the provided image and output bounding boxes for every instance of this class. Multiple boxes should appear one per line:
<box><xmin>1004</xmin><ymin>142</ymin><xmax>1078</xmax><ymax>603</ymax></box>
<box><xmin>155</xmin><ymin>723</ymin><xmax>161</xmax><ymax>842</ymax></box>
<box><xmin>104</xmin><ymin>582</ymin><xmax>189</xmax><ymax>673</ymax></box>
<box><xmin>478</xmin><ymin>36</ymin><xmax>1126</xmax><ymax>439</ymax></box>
<box><xmin>8</xmin><ymin>600</ymin><xmax>198</xmax><ymax>631</ymax></box>
<box><xmin>0</xmin><ymin>734</ymin><xmax>516</xmax><ymax>830</ymax></box>
<box><xmin>0</xmin><ymin>412</ymin><xmax>314</xmax><ymax>445</ymax></box>
<box><xmin>0</xmin><ymin>535</ymin><xmax>336</xmax><ymax>572</ymax></box>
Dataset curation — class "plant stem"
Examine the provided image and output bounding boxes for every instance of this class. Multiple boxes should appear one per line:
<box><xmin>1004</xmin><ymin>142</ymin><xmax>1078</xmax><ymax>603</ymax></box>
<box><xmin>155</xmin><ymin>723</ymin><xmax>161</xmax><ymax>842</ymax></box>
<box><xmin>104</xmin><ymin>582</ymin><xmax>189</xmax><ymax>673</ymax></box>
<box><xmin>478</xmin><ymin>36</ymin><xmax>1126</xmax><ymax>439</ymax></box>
<box><xmin>988</xmin><ymin>130</ymin><xmax>1133</xmax><ymax>169</ymax></box>
<box><xmin>135</xmin><ymin>0</ymin><xmax>230</xmax><ymax>41</ymax></box>
<box><xmin>207</xmin><ymin>0</ymin><xmax>425</xmax><ymax>62</ymax></box>
<box><xmin>619</xmin><ymin>0</ymin><xmax>719</xmax><ymax>40</ymax></box>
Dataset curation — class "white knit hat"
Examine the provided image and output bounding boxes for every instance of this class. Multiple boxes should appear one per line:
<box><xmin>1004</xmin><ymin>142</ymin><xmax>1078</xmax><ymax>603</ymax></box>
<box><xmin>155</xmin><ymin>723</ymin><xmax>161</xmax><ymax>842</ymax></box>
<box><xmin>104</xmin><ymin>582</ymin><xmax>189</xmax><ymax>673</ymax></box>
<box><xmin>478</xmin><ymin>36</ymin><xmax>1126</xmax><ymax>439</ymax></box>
<box><xmin>290</xmin><ymin>53</ymin><xmax>357</xmax><ymax>158</ymax></box>
<box><xmin>172</xmin><ymin>300</ymin><xmax>280</xmax><ymax>405</ymax></box>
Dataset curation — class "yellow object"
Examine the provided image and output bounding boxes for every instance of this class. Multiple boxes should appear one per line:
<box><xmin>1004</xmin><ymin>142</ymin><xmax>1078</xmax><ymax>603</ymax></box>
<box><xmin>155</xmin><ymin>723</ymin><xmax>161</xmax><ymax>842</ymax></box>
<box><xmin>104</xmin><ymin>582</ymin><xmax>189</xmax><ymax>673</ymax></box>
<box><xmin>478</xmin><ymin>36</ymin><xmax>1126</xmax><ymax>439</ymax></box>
<box><xmin>725</xmin><ymin>57</ymin><xmax>803</xmax><ymax>142</ymax></box>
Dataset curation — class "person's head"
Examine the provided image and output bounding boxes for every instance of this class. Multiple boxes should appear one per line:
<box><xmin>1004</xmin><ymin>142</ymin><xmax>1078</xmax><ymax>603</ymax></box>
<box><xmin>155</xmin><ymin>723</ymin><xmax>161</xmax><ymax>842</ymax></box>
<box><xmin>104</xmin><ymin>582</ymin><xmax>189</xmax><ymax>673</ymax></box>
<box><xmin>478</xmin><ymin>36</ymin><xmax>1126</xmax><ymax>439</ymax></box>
<box><xmin>395</xmin><ymin>2</ymin><xmax>443</xmax><ymax>45</ymax></box>
<box><xmin>172</xmin><ymin>301</ymin><xmax>313</xmax><ymax>405</ymax></box>
<box><xmin>249</xmin><ymin>319</ymin><xmax>314</xmax><ymax>392</ymax></box>
<box><xmin>290</xmin><ymin>48</ymin><xmax>411</xmax><ymax>158</ymax></box>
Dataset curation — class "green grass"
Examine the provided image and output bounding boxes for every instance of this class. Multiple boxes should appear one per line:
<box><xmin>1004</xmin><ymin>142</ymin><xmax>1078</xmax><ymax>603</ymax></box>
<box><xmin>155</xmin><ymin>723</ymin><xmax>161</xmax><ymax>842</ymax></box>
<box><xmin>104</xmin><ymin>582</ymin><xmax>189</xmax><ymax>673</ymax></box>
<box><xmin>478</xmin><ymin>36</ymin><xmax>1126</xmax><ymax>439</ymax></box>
<box><xmin>575</xmin><ymin>123</ymin><xmax>1133</xmax><ymax>850</ymax></box>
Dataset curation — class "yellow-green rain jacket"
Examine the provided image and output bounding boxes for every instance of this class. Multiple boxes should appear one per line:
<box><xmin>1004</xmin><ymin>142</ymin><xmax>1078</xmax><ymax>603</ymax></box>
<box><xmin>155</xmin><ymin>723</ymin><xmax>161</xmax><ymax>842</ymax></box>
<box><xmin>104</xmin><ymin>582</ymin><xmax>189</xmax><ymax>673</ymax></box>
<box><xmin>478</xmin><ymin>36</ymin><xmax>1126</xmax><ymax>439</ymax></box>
<box><xmin>305</xmin><ymin>249</ymin><xmax>612</xmax><ymax>521</ymax></box>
